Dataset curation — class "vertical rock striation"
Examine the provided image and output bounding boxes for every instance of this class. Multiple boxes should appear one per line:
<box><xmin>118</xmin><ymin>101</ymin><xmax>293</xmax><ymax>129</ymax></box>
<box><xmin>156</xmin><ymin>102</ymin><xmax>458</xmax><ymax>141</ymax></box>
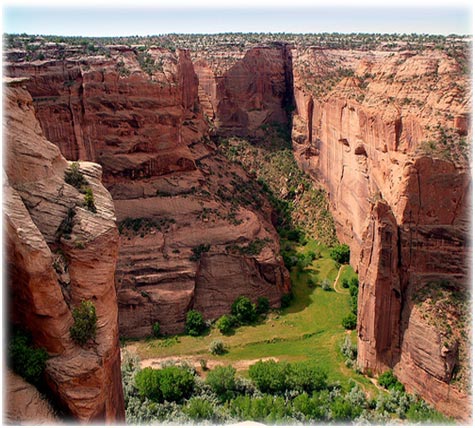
<box><xmin>5</xmin><ymin>47</ymin><xmax>290</xmax><ymax>337</ymax></box>
<box><xmin>193</xmin><ymin>46</ymin><xmax>290</xmax><ymax>136</ymax></box>
<box><xmin>290</xmin><ymin>46</ymin><xmax>471</xmax><ymax>420</ymax></box>
<box><xmin>4</xmin><ymin>38</ymin><xmax>471</xmax><ymax>420</ymax></box>
<box><xmin>4</xmin><ymin>79</ymin><xmax>124</xmax><ymax>423</ymax></box>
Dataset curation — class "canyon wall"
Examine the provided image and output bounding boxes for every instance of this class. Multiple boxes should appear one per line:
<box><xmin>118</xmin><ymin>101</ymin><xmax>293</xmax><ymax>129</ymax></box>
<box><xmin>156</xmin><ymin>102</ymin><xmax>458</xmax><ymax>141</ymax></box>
<box><xmin>290</xmin><ymin>47</ymin><xmax>471</xmax><ymax>420</ymax></box>
<box><xmin>4</xmin><ymin>39</ymin><xmax>471</xmax><ymax>420</ymax></box>
<box><xmin>4</xmin><ymin>79</ymin><xmax>124</xmax><ymax>423</ymax></box>
<box><xmin>6</xmin><ymin>46</ymin><xmax>290</xmax><ymax>337</ymax></box>
<box><xmin>193</xmin><ymin>45</ymin><xmax>290</xmax><ymax>136</ymax></box>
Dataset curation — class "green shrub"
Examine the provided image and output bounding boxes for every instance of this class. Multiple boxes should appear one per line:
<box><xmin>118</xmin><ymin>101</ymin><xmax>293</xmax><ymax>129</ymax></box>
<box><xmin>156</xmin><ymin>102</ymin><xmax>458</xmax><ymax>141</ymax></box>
<box><xmin>342</xmin><ymin>313</ymin><xmax>357</xmax><ymax>330</ymax></box>
<box><xmin>307</xmin><ymin>250</ymin><xmax>317</xmax><ymax>260</ymax></box>
<box><xmin>231</xmin><ymin>296</ymin><xmax>257</xmax><ymax>323</ymax></box>
<box><xmin>216</xmin><ymin>314</ymin><xmax>236</xmax><ymax>334</ymax></box>
<box><xmin>292</xmin><ymin>392</ymin><xmax>327</xmax><ymax>421</ymax></box>
<box><xmin>340</xmin><ymin>335</ymin><xmax>357</xmax><ymax>361</ymax></box>
<box><xmin>280</xmin><ymin>292</ymin><xmax>293</xmax><ymax>308</ymax></box>
<box><xmin>84</xmin><ymin>187</ymin><xmax>97</xmax><ymax>213</ymax></box>
<box><xmin>256</xmin><ymin>296</ymin><xmax>270</xmax><ymax>315</ymax></box>
<box><xmin>135</xmin><ymin>366</ymin><xmax>195</xmax><ymax>403</ymax></box>
<box><xmin>287</xmin><ymin>361</ymin><xmax>328</xmax><ymax>393</ymax></box>
<box><xmin>159</xmin><ymin>366</ymin><xmax>195</xmax><ymax>402</ymax></box>
<box><xmin>378</xmin><ymin>370</ymin><xmax>405</xmax><ymax>392</ymax></box>
<box><xmin>249</xmin><ymin>360</ymin><xmax>290</xmax><ymax>394</ymax></box>
<box><xmin>70</xmin><ymin>300</ymin><xmax>97</xmax><ymax>345</ymax></box>
<box><xmin>330</xmin><ymin>397</ymin><xmax>362</xmax><ymax>421</ymax></box>
<box><xmin>152</xmin><ymin>322</ymin><xmax>161</xmax><ymax>338</ymax></box>
<box><xmin>349</xmin><ymin>279</ymin><xmax>359</xmax><ymax>315</ymax></box>
<box><xmin>206</xmin><ymin>365</ymin><xmax>236</xmax><ymax>400</ymax></box>
<box><xmin>135</xmin><ymin>367</ymin><xmax>162</xmax><ymax>401</ymax></box>
<box><xmin>199</xmin><ymin>359</ymin><xmax>208</xmax><ymax>371</ymax></box>
<box><xmin>185</xmin><ymin>310</ymin><xmax>206</xmax><ymax>336</ymax></box>
<box><xmin>321</xmin><ymin>278</ymin><xmax>332</xmax><ymax>291</ymax></box>
<box><xmin>56</xmin><ymin>207</ymin><xmax>75</xmax><ymax>240</ymax></box>
<box><xmin>283</xmin><ymin>253</ymin><xmax>298</xmax><ymax>269</ymax></box>
<box><xmin>64</xmin><ymin>162</ymin><xmax>88</xmax><ymax>191</ymax></box>
<box><xmin>209</xmin><ymin>339</ymin><xmax>226</xmax><ymax>355</ymax></box>
<box><xmin>296</xmin><ymin>253</ymin><xmax>313</xmax><ymax>270</ymax></box>
<box><xmin>184</xmin><ymin>397</ymin><xmax>215</xmax><ymax>421</ymax></box>
<box><xmin>227</xmin><ymin>394</ymin><xmax>292</xmax><ymax>423</ymax></box>
<box><xmin>189</xmin><ymin>244</ymin><xmax>211</xmax><ymax>261</ymax></box>
<box><xmin>8</xmin><ymin>329</ymin><xmax>48</xmax><ymax>385</ymax></box>
<box><xmin>330</xmin><ymin>244</ymin><xmax>350</xmax><ymax>264</ymax></box>
<box><xmin>341</xmin><ymin>278</ymin><xmax>349</xmax><ymax>289</ymax></box>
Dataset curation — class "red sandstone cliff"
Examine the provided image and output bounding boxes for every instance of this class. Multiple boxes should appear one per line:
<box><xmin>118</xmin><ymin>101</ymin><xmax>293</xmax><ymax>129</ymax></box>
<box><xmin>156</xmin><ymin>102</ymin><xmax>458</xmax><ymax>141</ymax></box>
<box><xmin>290</xmin><ymin>47</ymin><xmax>471</xmax><ymax>420</ymax></box>
<box><xmin>5</xmin><ymin>46</ymin><xmax>290</xmax><ymax>337</ymax></box>
<box><xmin>4</xmin><ymin>38</ymin><xmax>471</xmax><ymax>420</ymax></box>
<box><xmin>4</xmin><ymin>79</ymin><xmax>124</xmax><ymax>423</ymax></box>
<box><xmin>193</xmin><ymin>45</ymin><xmax>290</xmax><ymax>136</ymax></box>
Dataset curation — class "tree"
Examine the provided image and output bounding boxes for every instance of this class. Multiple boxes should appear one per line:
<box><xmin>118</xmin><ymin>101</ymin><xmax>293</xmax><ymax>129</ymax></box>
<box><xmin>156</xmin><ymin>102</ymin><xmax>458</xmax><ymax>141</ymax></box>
<box><xmin>280</xmin><ymin>292</ymin><xmax>293</xmax><ymax>308</ymax></box>
<box><xmin>185</xmin><ymin>310</ymin><xmax>206</xmax><ymax>336</ymax></box>
<box><xmin>216</xmin><ymin>314</ymin><xmax>236</xmax><ymax>334</ymax></box>
<box><xmin>135</xmin><ymin>366</ymin><xmax>195</xmax><ymax>403</ymax></box>
<box><xmin>135</xmin><ymin>367</ymin><xmax>162</xmax><ymax>402</ymax></box>
<box><xmin>342</xmin><ymin>313</ymin><xmax>357</xmax><ymax>330</ymax></box>
<box><xmin>159</xmin><ymin>366</ymin><xmax>195</xmax><ymax>402</ymax></box>
<box><xmin>70</xmin><ymin>300</ymin><xmax>97</xmax><ymax>345</ymax></box>
<box><xmin>231</xmin><ymin>296</ymin><xmax>257</xmax><ymax>324</ymax></box>
<box><xmin>84</xmin><ymin>187</ymin><xmax>97</xmax><ymax>213</ymax></box>
<box><xmin>330</xmin><ymin>244</ymin><xmax>350</xmax><ymax>264</ymax></box>
<box><xmin>378</xmin><ymin>370</ymin><xmax>405</xmax><ymax>392</ymax></box>
<box><xmin>64</xmin><ymin>162</ymin><xmax>88</xmax><ymax>191</ymax></box>
<box><xmin>256</xmin><ymin>297</ymin><xmax>270</xmax><ymax>315</ymax></box>
<box><xmin>249</xmin><ymin>360</ymin><xmax>290</xmax><ymax>394</ymax></box>
<box><xmin>152</xmin><ymin>322</ymin><xmax>161</xmax><ymax>338</ymax></box>
<box><xmin>206</xmin><ymin>365</ymin><xmax>236</xmax><ymax>400</ymax></box>
<box><xmin>287</xmin><ymin>361</ymin><xmax>328</xmax><ymax>393</ymax></box>
<box><xmin>209</xmin><ymin>339</ymin><xmax>226</xmax><ymax>355</ymax></box>
<box><xmin>184</xmin><ymin>397</ymin><xmax>215</xmax><ymax>421</ymax></box>
<box><xmin>8</xmin><ymin>329</ymin><xmax>48</xmax><ymax>386</ymax></box>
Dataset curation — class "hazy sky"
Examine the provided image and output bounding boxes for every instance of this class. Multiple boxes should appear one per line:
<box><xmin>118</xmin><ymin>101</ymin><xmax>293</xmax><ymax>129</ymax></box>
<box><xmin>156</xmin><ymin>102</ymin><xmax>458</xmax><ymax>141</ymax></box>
<box><xmin>2</xmin><ymin>2</ymin><xmax>473</xmax><ymax>36</ymax></box>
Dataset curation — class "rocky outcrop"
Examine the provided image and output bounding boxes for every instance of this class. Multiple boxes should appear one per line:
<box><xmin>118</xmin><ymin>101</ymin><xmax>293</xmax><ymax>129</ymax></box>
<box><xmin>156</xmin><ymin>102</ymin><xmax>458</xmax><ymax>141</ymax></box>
<box><xmin>4</xmin><ymin>80</ymin><xmax>124</xmax><ymax>423</ymax></box>
<box><xmin>5</xmin><ymin>39</ymin><xmax>471</xmax><ymax>420</ymax></box>
<box><xmin>193</xmin><ymin>46</ymin><xmax>290</xmax><ymax>136</ymax></box>
<box><xmin>5</xmin><ymin>48</ymin><xmax>290</xmax><ymax>337</ymax></box>
<box><xmin>290</xmin><ymin>47</ymin><xmax>471</xmax><ymax>419</ymax></box>
<box><xmin>4</xmin><ymin>370</ymin><xmax>59</xmax><ymax>425</ymax></box>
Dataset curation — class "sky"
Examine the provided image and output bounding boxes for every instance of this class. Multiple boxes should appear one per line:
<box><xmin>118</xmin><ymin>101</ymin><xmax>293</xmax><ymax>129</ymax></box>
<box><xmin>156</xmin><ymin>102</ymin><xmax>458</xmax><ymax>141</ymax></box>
<box><xmin>1</xmin><ymin>1</ymin><xmax>473</xmax><ymax>36</ymax></box>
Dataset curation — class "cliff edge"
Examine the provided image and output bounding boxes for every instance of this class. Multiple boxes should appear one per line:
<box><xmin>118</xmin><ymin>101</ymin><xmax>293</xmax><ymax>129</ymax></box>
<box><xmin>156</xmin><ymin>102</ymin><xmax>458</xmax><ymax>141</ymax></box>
<box><xmin>4</xmin><ymin>79</ymin><xmax>125</xmax><ymax>423</ymax></box>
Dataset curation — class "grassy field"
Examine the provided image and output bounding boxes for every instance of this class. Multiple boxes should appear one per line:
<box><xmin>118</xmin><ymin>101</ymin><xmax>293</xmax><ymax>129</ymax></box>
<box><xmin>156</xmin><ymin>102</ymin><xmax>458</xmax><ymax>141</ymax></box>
<box><xmin>125</xmin><ymin>238</ymin><xmax>376</xmax><ymax>394</ymax></box>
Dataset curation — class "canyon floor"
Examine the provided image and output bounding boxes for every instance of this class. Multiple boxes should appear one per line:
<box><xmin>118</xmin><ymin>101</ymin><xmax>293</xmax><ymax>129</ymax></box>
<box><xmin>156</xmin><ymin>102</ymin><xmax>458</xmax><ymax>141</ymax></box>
<box><xmin>125</xmin><ymin>239</ymin><xmax>381</xmax><ymax>398</ymax></box>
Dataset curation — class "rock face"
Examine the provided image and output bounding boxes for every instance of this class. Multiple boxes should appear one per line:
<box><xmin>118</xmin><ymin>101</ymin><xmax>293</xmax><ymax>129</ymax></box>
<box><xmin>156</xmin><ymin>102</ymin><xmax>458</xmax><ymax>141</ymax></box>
<box><xmin>193</xmin><ymin>46</ymin><xmax>290</xmax><ymax>136</ymax></box>
<box><xmin>5</xmin><ymin>39</ymin><xmax>471</xmax><ymax>420</ymax></box>
<box><xmin>5</xmin><ymin>370</ymin><xmax>59</xmax><ymax>424</ymax></box>
<box><xmin>290</xmin><ymin>47</ymin><xmax>471</xmax><ymax>420</ymax></box>
<box><xmin>5</xmin><ymin>47</ymin><xmax>290</xmax><ymax>337</ymax></box>
<box><xmin>4</xmin><ymin>80</ymin><xmax>124</xmax><ymax>423</ymax></box>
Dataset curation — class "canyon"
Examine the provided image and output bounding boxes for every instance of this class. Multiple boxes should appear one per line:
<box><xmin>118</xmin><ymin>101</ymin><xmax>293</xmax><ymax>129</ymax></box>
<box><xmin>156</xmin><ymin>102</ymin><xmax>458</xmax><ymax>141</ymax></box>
<box><xmin>4</xmin><ymin>33</ymin><xmax>471</xmax><ymax>422</ymax></box>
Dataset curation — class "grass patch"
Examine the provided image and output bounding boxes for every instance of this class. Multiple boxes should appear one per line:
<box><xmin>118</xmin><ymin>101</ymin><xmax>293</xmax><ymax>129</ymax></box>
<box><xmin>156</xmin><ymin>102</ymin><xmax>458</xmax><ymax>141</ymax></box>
<box><xmin>124</xmin><ymin>238</ymin><xmax>376</xmax><ymax>396</ymax></box>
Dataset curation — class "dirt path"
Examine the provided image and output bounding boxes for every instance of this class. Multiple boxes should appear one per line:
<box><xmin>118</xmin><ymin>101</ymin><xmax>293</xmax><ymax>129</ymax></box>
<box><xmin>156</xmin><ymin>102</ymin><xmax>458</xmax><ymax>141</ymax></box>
<box><xmin>138</xmin><ymin>355</ymin><xmax>279</xmax><ymax>375</ymax></box>
<box><xmin>333</xmin><ymin>265</ymin><xmax>344</xmax><ymax>293</ymax></box>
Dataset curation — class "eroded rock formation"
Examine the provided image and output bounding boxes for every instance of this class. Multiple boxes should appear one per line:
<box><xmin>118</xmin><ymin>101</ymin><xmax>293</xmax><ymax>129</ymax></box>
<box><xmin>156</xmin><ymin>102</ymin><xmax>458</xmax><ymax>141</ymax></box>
<box><xmin>193</xmin><ymin>46</ymin><xmax>290</xmax><ymax>135</ymax></box>
<box><xmin>4</xmin><ymin>37</ymin><xmax>471</xmax><ymax>420</ymax></box>
<box><xmin>290</xmin><ymin>47</ymin><xmax>471</xmax><ymax>420</ymax></box>
<box><xmin>6</xmin><ymin>47</ymin><xmax>290</xmax><ymax>337</ymax></box>
<box><xmin>4</xmin><ymin>79</ymin><xmax>124</xmax><ymax>423</ymax></box>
